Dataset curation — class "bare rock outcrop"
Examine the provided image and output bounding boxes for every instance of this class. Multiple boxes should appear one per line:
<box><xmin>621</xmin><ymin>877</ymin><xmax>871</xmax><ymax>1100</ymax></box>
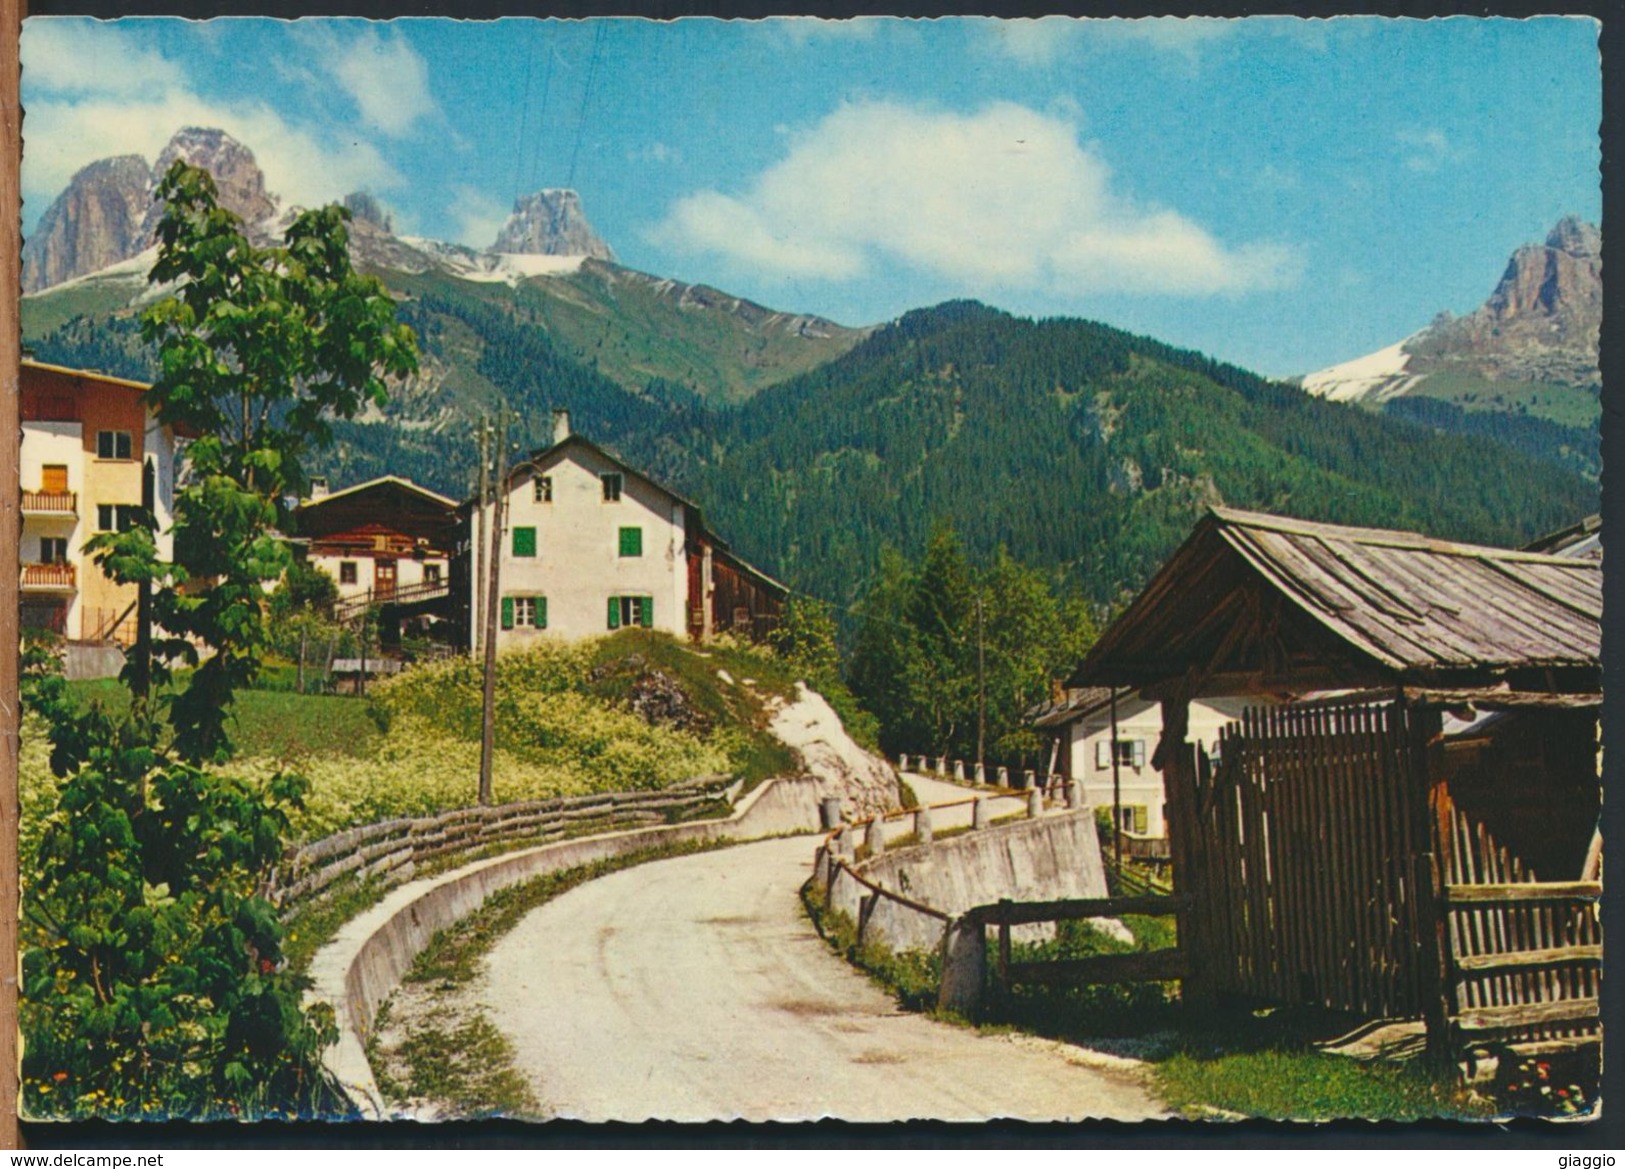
<box><xmin>491</xmin><ymin>189</ymin><xmax>616</xmax><ymax>261</ymax></box>
<box><xmin>22</xmin><ymin>154</ymin><xmax>151</xmax><ymax>292</ymax></box>
<box><xmin>768</xmin><ymin>683</ymin><xmax>899</xmax><ymax>819</ymax></box>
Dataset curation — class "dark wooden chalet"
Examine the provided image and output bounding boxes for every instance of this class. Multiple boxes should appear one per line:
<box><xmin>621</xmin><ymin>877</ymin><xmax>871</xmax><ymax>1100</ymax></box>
<box><xmin>1070</xmin><ymin>507</ymin><xmax>1601</xmax><ymax>1060</ymax></box>
<box><xmin>293</xmin><ymin>476</ymin><xmax>461</xmax><ymax>636</ymax></box>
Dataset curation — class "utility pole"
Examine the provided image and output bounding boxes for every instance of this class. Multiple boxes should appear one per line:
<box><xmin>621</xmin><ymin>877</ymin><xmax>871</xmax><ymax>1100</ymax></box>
<box><xmin>132</xmin><ymin>456</ymin><xmax>155</xmax><ymax>703</ymax></box>
<box><xmin>475</xmin><ymin>419</ymin><xmax>489</xmax><ymax>657</ymax></box>
<box><xmin>1110</xmin><ymin>688</ymin><xmax>1123</xmax><ymax>870</ymax></box>
<box><xmin>975</xmin><ymin>592</ymin><xmax>986</xmax><ymax>774</ymax></box>
<box><xmin>478</xmin><ymin>406</ymin><xmax>507</xmax><ymax>805</ymax></box>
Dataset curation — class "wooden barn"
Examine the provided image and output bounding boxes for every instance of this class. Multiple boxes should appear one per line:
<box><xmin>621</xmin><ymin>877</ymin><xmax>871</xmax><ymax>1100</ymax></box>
<box><xmin>1070</xmin><ymin>507</ymin><xmax>1601</xmax><ymax>1059</ymax></box>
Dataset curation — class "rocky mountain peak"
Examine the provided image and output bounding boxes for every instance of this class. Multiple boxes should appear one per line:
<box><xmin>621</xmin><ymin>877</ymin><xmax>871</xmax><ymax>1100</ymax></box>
<box><xmin>21</xmin><ymin>154</ymin><xmax>152</xmax><ymax>292</ymax></box>
<box><xmin>490</xmin><ymin>189</ymin><xmax>616</xmax><ymax>261</ymax></box>
<box><xmin>142</xmin><ymin>127</ymin><xmax>278</xmax><ymax>240</ymax></box>
<box><xmin>1547</xmin><ymin>214</ymin><xmax>1601</xmax><ymax>260</ymax></box>
<box><xmin>343</xmin><ymin>191</ymin><xmax>393</xmax><ymax>233</ymax></box>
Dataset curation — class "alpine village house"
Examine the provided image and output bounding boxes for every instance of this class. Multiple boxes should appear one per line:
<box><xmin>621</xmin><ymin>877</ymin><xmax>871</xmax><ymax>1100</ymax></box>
<box><xmin>19</xmin><ymin>360</ymin><xmax>180</xmax><ymax>650</ymax></box>
<box><xmin>453</xmin><ymin>410</ymin><xmax>786</xmax><ymax>649</ymax></box>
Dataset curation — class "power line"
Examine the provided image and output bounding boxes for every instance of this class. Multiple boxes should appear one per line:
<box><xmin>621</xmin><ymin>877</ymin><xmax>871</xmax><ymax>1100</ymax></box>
<box><xmin>565</xmin><ymin>20</ymin><xmax>607</xmax><ymax>192</ymax></box>
<box><xmin>527</xmin><ymin>22</ymin><xmax>556</xmax><ymax>197</ymax></box>
<box><xmin>510</xmin><ymin>21</ymin><xmax>540</xmax><ymax>208</ymax></box>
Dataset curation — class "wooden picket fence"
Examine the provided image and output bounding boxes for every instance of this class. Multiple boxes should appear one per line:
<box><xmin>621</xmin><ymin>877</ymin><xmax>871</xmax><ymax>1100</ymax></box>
<box><xmin>267</xmin><ymin>774</ymin><xmax>732</xmax><ymax>907</ymax></box>
<box><xmin>1438</xmin><ymin>793</ymin><xmax>1601</xmax><ymax>1051</ymax></box>
<box><xmin>1184</xmin><ymin>696</ymin><xmax>1600</xmax><ymax>1053</ymax></box>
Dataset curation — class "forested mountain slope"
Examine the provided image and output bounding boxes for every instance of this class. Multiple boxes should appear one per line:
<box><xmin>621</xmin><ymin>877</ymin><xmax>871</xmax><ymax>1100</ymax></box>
<box><xmin>26</xmin><ymin>293</ymin><xmax>1593</xmax><ymax>612</ymax></box>
<box><xmin>669</xmin><ymin>302</ymin><xmax>1596</xmax><ymax>608</ymax></box>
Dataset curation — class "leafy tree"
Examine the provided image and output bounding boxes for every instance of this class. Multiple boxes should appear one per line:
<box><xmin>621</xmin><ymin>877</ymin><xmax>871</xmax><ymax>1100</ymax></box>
<box><xmin>133</xmin><ymin>160</ymin><xmax>417</xmax><ymax>761</ymax></box>
<box><xmin>21</xmin><ymin>162</ymin><xmax>417</xmax><ymax>1120</ymax></box>
<box><xmin>269</xmin><ymin>559</ymin><xmax>340</xmax><ymax>621</ymax></box>
<box><xmin>769</xmin><ymin>595</ymin><xmax>841</xmax><ymax>680</ymax></box>
<box><xmin>848</xmin><ymin>530</ymin><xmax>1098</xmax><ymax>763</ymax></box>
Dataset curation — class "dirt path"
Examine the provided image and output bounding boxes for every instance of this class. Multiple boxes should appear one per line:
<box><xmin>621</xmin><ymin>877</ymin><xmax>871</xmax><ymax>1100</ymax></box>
<box><xmin>479</xmin><ymin>835</ymin><xmax>1165</xmax><ymax>1122</ymax></box>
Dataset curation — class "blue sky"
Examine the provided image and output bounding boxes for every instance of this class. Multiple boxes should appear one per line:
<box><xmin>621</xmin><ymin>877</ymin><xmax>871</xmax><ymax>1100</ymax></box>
<box><xmin>20</xmin><ymin>15</ymin><xmax>1601</xmax><ymax>378</ymax></box>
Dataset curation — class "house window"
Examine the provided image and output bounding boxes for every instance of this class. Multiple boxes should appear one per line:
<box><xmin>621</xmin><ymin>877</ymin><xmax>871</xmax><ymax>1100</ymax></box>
<box><xmin>40</xmin><ymin>537</ymin><xmax>68</xmax><ymax>564</ymax></box>
<box><xmin>618</xmin><ymin>526</ymin><xmax>643</xmax><ymax>557</ymax></box>
<box><xmin>512</xmin><ymin>526</ymin><xmax>537</xmax><ymax>557</ymax></box>
<box><xmin>1118</xmin><ymin>806</ymin><xmax>1149</xmax><ymax>834</ymax></box>
<box><xmin>534</xmin><ymin>476</ymin><xmax>553</xmax><ymax>503</ymax></box>
<box><xmin>95</xmin><ymin>503</ymin><xmax>138</xmax><ymax>532</ymax></box>
<box><xmin>96</xmin><ymin>430</ymin><xmax>133</xmax><ymax>460</ymax></box>
<box><xmin>41</xmin><ymin>465</ymin><xmax>68</xmax><ymax>494</ymax></box>
<box><xmin>607</xmin><ymin>595</ymin><xmax>653</xmax><ymax>629</ymax></box>
<box><xmin>339</xmin><ymin>561</ymin><xmax>358</xmax><ymax>585</ymax></box>
<box><xmin>601</xmin><ymin>472</ymin><xmax>623</xmax><ymax>502</ymax></box>
<box><xmin>502</xmin><ymin>595</ymin><xmax>547</xmax><ymax>630</ymax></box>
<box><xmin>1095</xmin><ymin>738</ymin><xmax>1147</xmax><ymax>770</ymax></box>
<box><xmin>423</xmin><ymin>564</ymin><xmax>442</xmax><ymax>585</ymax></box>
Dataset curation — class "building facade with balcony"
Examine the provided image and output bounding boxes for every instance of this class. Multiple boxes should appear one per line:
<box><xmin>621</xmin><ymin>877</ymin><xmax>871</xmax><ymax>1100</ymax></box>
<box><xmin>20</xmin><ymin>361</ymin><xmax>178</xmax><ymax>643</ymax></box>
<box><xmin>292</xmin><ymin>475</ymin><xmax>459</xmax><ymax>611</ymax></box>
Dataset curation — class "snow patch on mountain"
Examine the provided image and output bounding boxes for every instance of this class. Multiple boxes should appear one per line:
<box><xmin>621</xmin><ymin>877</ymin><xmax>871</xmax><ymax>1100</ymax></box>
<box><xmin>1300</xmin><ymin>337</ymin><xmax>1426</xmax><ymax>405</ymax></box>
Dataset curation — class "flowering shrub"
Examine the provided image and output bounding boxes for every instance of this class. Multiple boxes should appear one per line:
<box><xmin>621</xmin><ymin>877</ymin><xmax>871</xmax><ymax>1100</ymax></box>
<box><xmin>1491</xmin><ymin>1052</ymin><xmax>1597</xmax><ymax>1118</ymax></box>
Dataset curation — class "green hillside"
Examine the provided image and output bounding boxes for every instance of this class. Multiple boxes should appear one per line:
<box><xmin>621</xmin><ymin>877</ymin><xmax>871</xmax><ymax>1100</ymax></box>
<box><xmin>500</xmin><ymin>260</ymin><xmax>869</xmax><ymax>404</ymax></box>
<box><xmin>23</xmin><ymin>281</ymin><xmax>1595</xmax><ymax>614</ymax></box>
<box><xmin>667</xmin><ymin>302</ymin><xmax>1597</xmax><ymax>609</ymax></box>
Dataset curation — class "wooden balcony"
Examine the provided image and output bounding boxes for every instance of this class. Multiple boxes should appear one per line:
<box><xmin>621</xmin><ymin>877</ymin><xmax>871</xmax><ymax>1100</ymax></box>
<box><xmin>21</xmin><ymin>562</ymin><xmax>77</xmax><ymax>591</ymax></box>
<box><xmin>21</xmin><ymin>490</ymin><xmax>76</xmax><ymax>516</ymax></box>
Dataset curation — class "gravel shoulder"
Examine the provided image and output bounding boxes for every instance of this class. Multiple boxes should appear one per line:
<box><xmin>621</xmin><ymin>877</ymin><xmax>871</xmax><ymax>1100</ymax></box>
<box><xmin>479</xmin><ymin>834</ymin><xmax>1166</xmax><ymax>1122</ymax></box>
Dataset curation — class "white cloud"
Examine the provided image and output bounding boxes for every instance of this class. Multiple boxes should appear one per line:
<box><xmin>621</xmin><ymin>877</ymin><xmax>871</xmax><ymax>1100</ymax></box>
<box><xmin>1396</xmin><ymin>127</ymin><xmax>1459</xmax><ymax>173</ymax></box>
<box><xmin>21</xmin><ymin>19</ymin><xmax>184</xmax><ymax>96</ymax></box>
<box><xmin>23</xmin><ymin>93</ymin><xmax>402</xmax><ymax>225</ymax></box>
<box><xmin>20</xmin><ymin>20</ymin><xmax>406</xmax><ymax>228</ymax></box>
<box><xmin>650</xmin><ymin>100</ymin><xmax>1299</xmax><ymax>298</ymax></box>
<box><xmin>983</xmin><ymin>16</ymin><xmax>1235</xmax><ymax>69</ymax></box>
<box><xmin>296</xmin><ymin>23</ymin><xmax>438</xmax><ymax>138</ymax></box>
<box><xmin>448</xmin><ymin>185</ymin><xmax>512</xmax><ymax>250</ymax></box>
<box><xmin>772</xmin><ymin>16</ymin><xmax>882</xmax><ymax>47</ymax></box>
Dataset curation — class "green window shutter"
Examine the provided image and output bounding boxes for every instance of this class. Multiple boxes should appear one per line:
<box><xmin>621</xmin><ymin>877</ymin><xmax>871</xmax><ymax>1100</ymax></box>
<box><xmin>619</xmin><ymin>526</ymin><xmax>643</xmax><ymax>557</ymax></box>
<box><xmin>639</xmin><ymin>596</ymin><xmax>654</xmax><ymax>627</ymax></box>
<box><xmin>537</xmin><ymin>597</ymin><xmax>547</xmax><ymax>629</ymax></box>
<box><xmin>501</xmin><ymin>596</ymin><xmax>515</xmax><ymax>630</ymax></box>
<box><xmin>1134</xmin><ymin>806</ymin><xmax>1148</xmax><ymax>834</ymax></box>
<box><xmin>608</xmin><ymin>597</ymin><xmax>621</xmax><ymax>629</ymax></box>
<box><xmin>513</xmin><ymin>526</ymin><xmax>536</xmax><ymax>557</ymax></box>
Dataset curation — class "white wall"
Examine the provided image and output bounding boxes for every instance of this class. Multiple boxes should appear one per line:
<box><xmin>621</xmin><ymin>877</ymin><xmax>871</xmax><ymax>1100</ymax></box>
<box><xmin>1067</xmin><ymin>695</ymin><xmax>1252</xmax><ymax>839</ymax></box>
<box><xmin>471</xmin><ymin>444</ymin><xmax>689</xmax><ymax>647</ymax></box>
<box><xmin>311</xmin><ymin>552</ymin><xmax>448</xmax><ymax>603</ymax></box>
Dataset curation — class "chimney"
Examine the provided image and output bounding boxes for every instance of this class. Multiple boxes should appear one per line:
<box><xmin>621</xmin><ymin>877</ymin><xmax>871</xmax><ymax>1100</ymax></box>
<box><xmin>552</xmin><ymin>408</ymin><xmax>571</xmax><ymax>445</ymax></box>
<box><xmin>309</xmin><ymin>476</ymin><xmax>329</xmax><ymax>500</ymax></box>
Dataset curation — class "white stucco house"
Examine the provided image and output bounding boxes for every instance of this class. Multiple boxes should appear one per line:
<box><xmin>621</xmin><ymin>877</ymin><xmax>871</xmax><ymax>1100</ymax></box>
<box><xmin>1031</xmin><ymin>687</ymin><xmax>1256</xmax><ymax>841</ymax></box>
<box><xmin>457</xmin><ymin>410</ymin><xmax>785</xmax><ymax>649</ymax></box>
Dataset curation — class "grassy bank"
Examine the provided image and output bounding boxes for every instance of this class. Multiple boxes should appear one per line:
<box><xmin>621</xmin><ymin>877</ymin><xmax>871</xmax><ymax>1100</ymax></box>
<box><xmin>24</xmin><ymin>631</ymin><xmax>861</xmax><ymax>847</ymax></box>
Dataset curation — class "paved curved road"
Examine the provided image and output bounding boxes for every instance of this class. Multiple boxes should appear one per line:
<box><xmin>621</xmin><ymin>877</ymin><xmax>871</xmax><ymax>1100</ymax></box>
<box><xmin>480</xmin><ymin>824</ymin><xmax>1164</xmax><ymax>1122</ymax></box>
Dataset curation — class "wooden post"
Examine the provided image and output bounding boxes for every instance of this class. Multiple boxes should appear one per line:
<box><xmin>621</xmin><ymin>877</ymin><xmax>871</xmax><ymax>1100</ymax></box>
<box><xmin>1110</xmin><ymin>688</ymin><xmax>1123</xmax><ymax>871</ymax></box>
<box><xmin>0</xmin><ymin>0</ymin><xmax>20</xmax><ymax>1138</ymax></box>
<box><xmin>1162</xmin><ymin>695</ymin><xmax>1213</xmax><ymax>1007</ymax></box>
<box><xmin>478</xmin><ymin>408</ymin><xmax>508</xmax><ymax>805</ymax></box>
<box><xmin>297</xmin><ymin>627</ymin><xmax>307</xmax><ymax>694</ymax></box>
<box><xmin>475</xmin><ymin>418</ymin><xmax>488</xmax><ymax>655</ymax></box>
<box><xmin>1404</xmin><ymin>694</ymin><xmax>1455</xmax><ymax>1065</ymax></box>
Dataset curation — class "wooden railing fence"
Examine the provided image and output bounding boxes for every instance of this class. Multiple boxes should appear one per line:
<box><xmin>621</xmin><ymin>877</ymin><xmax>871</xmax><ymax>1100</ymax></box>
<box><xmin>966</xmin><ymin>895</ymin><xmax>1189</xmax><ymax>995</ymax></box>
<box><xmin>1438</xmin><ymin>795</ymin><xmax>1601</xmax><ymax>1050</ymax></box>
<box><xmin>269</xmin><ymin>774</ymin><xmax>731</xmax><ymax>908</ymax></box>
